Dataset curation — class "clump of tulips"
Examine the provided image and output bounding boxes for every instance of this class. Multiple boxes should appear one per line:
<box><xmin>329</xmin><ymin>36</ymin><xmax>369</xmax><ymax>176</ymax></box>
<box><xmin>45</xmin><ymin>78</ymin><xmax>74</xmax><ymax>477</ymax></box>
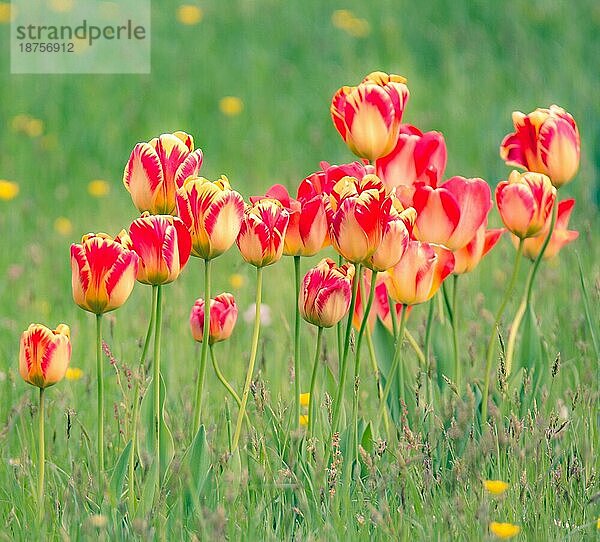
<box><xmin>18</xmin><ymin>72</ymin><xmax>581</xmax><ymax>529</ymax></box>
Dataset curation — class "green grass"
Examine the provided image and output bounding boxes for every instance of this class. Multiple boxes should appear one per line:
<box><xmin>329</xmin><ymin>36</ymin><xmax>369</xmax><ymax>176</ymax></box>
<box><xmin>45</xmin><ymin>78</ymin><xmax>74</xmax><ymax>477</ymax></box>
<box><xmin>0</xmin><ymin>0</ymin><xmax>598</xmax><ymax>539</ymax></box>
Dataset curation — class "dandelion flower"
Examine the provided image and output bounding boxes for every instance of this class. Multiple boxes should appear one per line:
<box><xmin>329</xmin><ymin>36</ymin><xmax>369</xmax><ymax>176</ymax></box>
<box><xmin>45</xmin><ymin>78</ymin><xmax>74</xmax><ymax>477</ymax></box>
<box><xmin>25</xmin><ymin>118</ymin><xmax>44</xmax><ymax>137</ymax></box>
<box><xmin>299</xmin><ymin>414</ymin><xmax>308</xmax><ymax>427</ymax></box>
<box><xmin>331</xmin><ymin>9</ymin><xmax>370</xmax><ymax>37</ymax></box>
<box><xmin>177</xmin><ymin>5</ymin><xmax>203</xmax><ymax>25</ymax></box>
<box><xmin>219</xmin><ymin>96</ymin><xmax>244</xmax><ymax>117</ymax></box>
<box><xmin>484</xmin><ymin>480</ymin><xmax>509</xmax><ymax>496</ymax></box>
<box><xmin>0</xmin><ymin>2</ymin><xmax>15</xmax><ymax>23</ymax></box>
<box><xmin>88</xmin><ymin>179</ymin><xmax>110</xmax><ymax>198</ymax></box>
<box><xmin>489</xmin><ymin>522</ymin><xmax>521</xmax><ymax>539</ymax></box>
<box><xmin>54</xmin><ymin>217</ymin><xmax>73</xmax><ymax>236</ymax></box>
<box><xmin>300</xmin><ymin>392</ymin><xmax>310</xmax><ymax>407</ymax></box>
<box><xmin>49</xmin><ymin>0</ymin><xmax>74</xmax><ymax>12</ymax></box>
<box><xmin>66</xmin><ymin>367</ymin><xmax>84</xmax><ymax>381</ymax></box>
<box><xmin>0</xmin><ymin>180</ymin><xmax>19</xmax><ymax>201</ymax></box>
<box><xmin>229</xmin><ymin>273</ymin><xmax>246</xmax><ymax>289</ymax></box>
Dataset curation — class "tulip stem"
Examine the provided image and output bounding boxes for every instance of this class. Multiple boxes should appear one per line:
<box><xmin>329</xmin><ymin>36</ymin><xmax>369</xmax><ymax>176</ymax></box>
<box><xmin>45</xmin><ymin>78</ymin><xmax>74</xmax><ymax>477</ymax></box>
<box><xmin>96</xmin><ymin>313</ymin><xmax>104</xmax><ymax>498</ymax></box>
<box><xmin>307</xmin><ymin>327</ymin><xmax>323</xmax><ymax>438</ymax></box>
<box><xmin>451</xmin><ymin>275</ymin><xmax>461</xmax><ymax>396</ymax></box>
<box><xmin>336</xmin><ymin>256</ymin><xmax>344</xmax><ymax>368</ymax></box>
<box><xmin>481</xmin><ymin>239</ymin><xmax>524</xmax><ymax>431</ymax></box>
<box><xmin>232</xmin><ymin>266</ymin><xmax>263</xmax><ymax>451</ymax></box>
<box><xmin>210</xmin><ymin>345</ymin><xmax>243</xmax><ymax>409</ymax></box>
<box><xmin>331</xmin><ymin>263</ymin><xmax>362</xmax><ymax>437</ymax></box>
<box><xmin>377</xmin><ymin>305</ymin><xmax>408</xmax><ymax>428</ymax></box>
<box><xmin>193</xmin><ymin>259</ymin><xmax>212</xmax><ymax>435</ymax></box>
<box><xmin>505</xmin><ymin>200</ymin><xmax>558</xmax><ymax>375</ymax></box>
<box><xmin>37</xmin><ymin>387</ymin><xmax>45</xmax><ymax>527</ymax></box>
<box><xmin>365</xmin><ymin>326</ymin><xmax>391</xmax><ymax>443</ymax></box>
<box><xmin>293</xmin><ymin>255</ymin><xmax>301</xmax><ymax>431</ymax></box>
<box><xmin>128</xmin><ymin>286</ymin><xmax>157</xmax><ymax>516</ymax></box>
<box><xmin>153</xmin><ymin>285</ymin><xmax>163</xmax><ymax>499</ymax></box>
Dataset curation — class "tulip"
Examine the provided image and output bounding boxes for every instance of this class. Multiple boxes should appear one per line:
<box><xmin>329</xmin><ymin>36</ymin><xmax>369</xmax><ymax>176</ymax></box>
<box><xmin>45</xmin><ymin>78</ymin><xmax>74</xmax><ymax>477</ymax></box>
<box><xmin>518</xmin><ymin>199</ymin><xmax>578</xmax><ymax>260</ymax></box>
<box><xmin>176</xmin><ymin>175</ymin><xmax>245</xmax><ymax>260</ymax></box>
<box><xmin>376</xmin><ymin>124</ymin><xmax>447</xmax><ymax>191</ymax></box>
<box><xmin>331</xmin><ymin>71</ymin><xmax>410</xmax><ymax>161</ymax></box>
<box><xmin>299</xmin><ymin>160</ymin><xmax>371</xmax><ymax>199</ymax></box>
<box><xmin>71</xmin><ymin>233</ymin><xmax>139</xmax><ymax>315</ymax></box>
<box><xmin>299</xmin><ymin>258</ymin><xmax>355</xmax><ymax>328</ymax></box>
<box><xmin>453</xmin><ymin>225</ymin><xmax>505</xmax><ymax>274</ymax></box>
<box><xmin>412</xmin><ymin>176</ymin><xmax>492</xmax><ymax>251</ymax></box>
<box><xmin>123</xmin><ymin>131</ymin><xmax>203</xmax><ymax>214</ymax></box>
<box><xmin>496</xmin><ymin>170</ymin><xmax>556</xmax><ymax>239</ymax></box>
<box><xmin>19</xmin><ymin>323</ymin><xmax>71</xmax><ymax>525</ymax></box>
<box><xmin>190</xmin><ymin>293</ymin><xmax>238</xmax><ymax>344</ymax></box>
<box><xmin>500</xmin><ymin>104</ymin><xmax>580</xmax><ymax>188</ymax></box>
<box><xmin>128</xmin><ymin>212</ymin><xmax>192</xmax><ymax>284</ymax></box>
<box><xmin>236</xmin><ymin>199</ymin><xmax>290</xmax><ymax>267</ymax></box>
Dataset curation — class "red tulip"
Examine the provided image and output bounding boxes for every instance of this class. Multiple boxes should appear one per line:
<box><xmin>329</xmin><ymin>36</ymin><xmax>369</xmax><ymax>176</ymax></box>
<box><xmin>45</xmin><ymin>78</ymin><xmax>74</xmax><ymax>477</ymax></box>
<box><xmin>236</xmin><ymin>199</ymin><xmax>290</xmax><ymax>267</ymax></box>
<box><xmin>518</xmin><ymin>199</ymin><xmax>578</xmax><ymax>260</ymax></box>
<box><xmin>453</xmin><ymin>225</ymin><xmax>505</xmax><ymax>274</ymax></box>
<box><xmin>500</xmin><ymin>105</ymin><xmax>580</xmax><ymax>188</ymax></box>
<box><xmin>71</xmin><ymin>233</ymin><xmax>139</xmax><ymax>314</ymax></box>
<box><xmin>299</xmin><ymin>160</ymin><xmax>371</xmax><ymax>199</ymax></box>
<box><xmin>331</xmin><ymin>71</ymin><xmax>410</xmax><ymax>161</ymax></box>
<box><xmin>128</xmin><ymin>213</ymin><xmax>192</xmax><ymax>284</ymax></box>
<box><xmin>376</xmin><ymin>124</ymin><xmax>447</xmax><ymax>191</ymax></box>
<box><xmin>412</xmin><ymin>176</ymin><xmax>492</xmax><ymax>251</ymax></box>
<box><xmin>190</xmin><ymin>293</ymin><xmax>238</xmax><ymax>344</ymax></box>
<box><xmin>176</xmin><ymin>175</ymin><xmax>245</xmax><ymax>259</ymax></box>
<box><xmin>19</xmin><ymin>324</ymin><xmax>71</xmax><ymax>388</ymax></box>
<box><xmin>299</xmin><ymin>258</ymin><xmax>355</xmax><ymax>328</ymax></box>
<box><xmin>123</xmin><ymin>131</ymin><xmax>203</xmax><ymax>214</ymax></box>
<box><xmin>385</xmin><ymin>241</ymin><xmax>455</xmax><ymax>305</ymax></box>
<box><xmin>496</xmin><ymin>170</ymin><xmax>556</xmax><ymax>239</ymax></box>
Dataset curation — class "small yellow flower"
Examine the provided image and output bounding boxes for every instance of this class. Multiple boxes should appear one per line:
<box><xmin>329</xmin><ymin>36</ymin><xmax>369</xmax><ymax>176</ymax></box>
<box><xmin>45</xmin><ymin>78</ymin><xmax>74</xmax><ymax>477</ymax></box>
<box><xmin>88</xmin><ymin>179</ymin><xmax>110</xmax><ymax>198</ymax></box>
<box><xmin>49</xmin><ymin>0</ymin><xmax>74</xmax><ymax>13</ymax></box>
<box><xmin>66</xmin><ymin>367</ymin><xmax>84</xmax><ymax>381</ymax></box>
<box><xmin>177</xmin><ymin>4</ymin><xmax>203</xmax><ymax>25</ymax></box>
<box><xmin>331</xmin><ymin>9</ymin><xmax>354</xmax><ymax>29</ymax></box>
<box><xmin>597</xmin><ymin>517</ymin><xmax>600</xmax><ymax>530</ymax></box>
<box><xmin>0</xmin><ymin>180</ymin><xmax>19</xmax><ymax>201</ymax></box>
<box><xmin>483</xmin><ymin>479</ymin><xmax>509</xmax><ymax>496</ymax></box>
<box><xmin>25</xmin><ymin>118</ymin><xmax>44</xmax><ymax>138</ymax></box>
<box><xmin>0</xmin><ymin>2</ymin><xmax>15</xmax><ymax>23</ymax></box>
<box><xmin>11</xmin><ymin>114</ymin><xmax>30</xmax><ymax>132</ymax></box>
<box><xmin>331</xmin><ymin>9</ymin><xmax>370</xmax><ymax>38</ymax></box>
<box><xmin>300</xmin><ymin>392</ymin><xmax>310</xmax><ymax>408</ymax></box>
<box><xmin>299</xmin><ymin>414</ymin><xmax>309</xmax><ymax>427</ymax></box>
<box><xmin>489</xmin><ymin>522</ymin><xmax>521</xmax><ymax>539</ymax></box>
<box><xmin>346</xmin><ymin>18</ymin><xmax>370</xmax><ymax>38</ymax></box>
<box><xmin>54</xmin><ymin>217</ymin><xmax>73</xmax><ymax>236</ymax></box>
<box><xmin>229</xmin><ymin>273</ymin><xmax>246</xmax><ymax>289</ymax></box>
<box><xmin>219</xmin><ymin>96</ymin><xmax>244</xmax><ymax>117</ymax></box>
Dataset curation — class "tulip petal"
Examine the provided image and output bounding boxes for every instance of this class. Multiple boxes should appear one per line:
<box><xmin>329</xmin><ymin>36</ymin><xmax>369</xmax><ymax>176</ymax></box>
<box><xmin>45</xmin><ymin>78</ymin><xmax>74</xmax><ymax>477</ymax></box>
<box><xmin>123</xmin><ymin>143</ymin><xmax>164</xmax><ymax>212</ymax></box>
<box><xmin>174</xmin><ymin>148</ymin><xmax>204</xmax><ymax>188</ymax></box>
<box><xmin>413</xmin><ymin>185</ymin><xmax>460</xmax><ymax>245</ymax></box>
<box><xmin>496</xmin><ymin>182</ymin><xmax>535</xmax><ymax>238</ymax></box>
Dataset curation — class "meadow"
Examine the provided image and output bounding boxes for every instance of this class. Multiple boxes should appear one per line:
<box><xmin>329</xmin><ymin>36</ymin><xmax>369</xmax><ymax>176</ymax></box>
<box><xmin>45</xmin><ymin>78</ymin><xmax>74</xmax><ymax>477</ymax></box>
<box><xmin>0</xmin><ymin>0</ymin><xmax>598</xmax><ymax>539</ymax></box>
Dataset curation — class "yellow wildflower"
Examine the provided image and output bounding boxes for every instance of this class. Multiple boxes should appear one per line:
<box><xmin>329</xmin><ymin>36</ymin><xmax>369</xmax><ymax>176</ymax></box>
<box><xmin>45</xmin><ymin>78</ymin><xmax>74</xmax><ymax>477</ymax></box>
<box><xmin>0</xmin><ymin>2</ymin><xmax>15</xmax><ymax>23</ymax></box>
<box><xmin>49</xmin><ymin>0</ymin><xmax>74</xmax><ymax>12</ymax></box>
<box><xmin>66</xmin><ymin>367</ymin><xmax>84</xmax><ymax>381</ymax></box>
<box><xmin>331</xmin><ymin>9</ymin><xmax>370</xmax><ymax>38</ymax></box>
<box><xmin>219</xmin><ymin>96</ymin><xmax>244</xmax><ymax>117</ymax></box>
<box><xmin>489</xmin><ymin>522</ymin><xmax>521</xmax><ymax>539</ymax></box>
<box><xmin>300</xmin><ymin>393</ymin><xmax>310</xmax><ymax>408</ymax></box>
<box><xmin>0</xmin><ymin>180</ymin><xmax>19</xmax><ymax>200</ymax></box>
<box><xmin>299</xmin><ymin>414</ymin><xmax>308</xmax><ymax>427</ymax></box>
<box><xmin>229</xmin><ymin>273</ymin><xmax>246</xmax><ymax>289</ymax></box>
<box><xmin>88</xmin><ymin>179</ymin><xmax>110</xmax><ymax>198</ymax></box>
<box><xmin>483</xmin><ymin>480</ymin><xmax>509</xmax><ymax>496</ymax></box>
<box><xmin>54</xmin><ymin>217</ymin><xmax>73</xmax><ymax>236</ymax></box>
<box><xmin>177</xmin><ymin>5</ymin><xmax>203</xmax><ymax>25</ymax></box>
<box><xmin>25</xmin><ymin>118</ymin><xmax>44</xmax><ymax>137</ymax></box>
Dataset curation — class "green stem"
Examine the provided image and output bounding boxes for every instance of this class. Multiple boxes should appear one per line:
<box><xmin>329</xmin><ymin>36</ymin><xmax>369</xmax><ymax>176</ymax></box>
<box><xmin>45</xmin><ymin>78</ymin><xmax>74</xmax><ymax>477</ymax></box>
<box><xmin>336</xmin><ymin>255</ymin><xmax>344</xmax><ymax>372</ymax></box>
<box><xmin>330</xmin><ymin>263</ymin><xmax>362</xmax><ymax>435</ymax></box>
<box><xmin>424</xmin><ymin>299</ymin><xmax>435</xmax><ymax>431</ymax></box>
<box><xmin>405</xmin><ymin>330</ymin><xmax>426</xmax><ymax>367</ymax></box>
<box><xmin>293</xmin><ymin>255</ymin><xmax>301</xmax><ymax>431</ymax></box>
<box><xmin>365</xmin><ymin>326</ymin><xmax>391</xmax><ymax>442</ymax></box>
<box><xmin>37</xmin><ymin>387</ymin><xmax>45</xmax><ymax>527</ymax></box>
<box><xmin>96</xmin><ymin>313</ymin><xmax>104</xmax><ymax>498</ymax></box>
<box><xmin>481</xmin><ymin>239</ymin><xmax>524</xmax><ymax>430</ymax></box>
<box><xmin>232</xmin><ymin>267</ymin><xmax>263</xmax><ymax>451</ymax></box>
<box><xmin>153</xmin><ymin>285</ymin><xmax>163</xmax><ymax>497</ymax></box>
<box><xmin>307</xmin><ymin>327</ymin><xmax>323</xmax><ymax>438</ymax></box>
<box><xmin>210</xmin><ymin>345</ymin><xmax>243</xmax><ymax>408</ymax></box>
<box><xmin>389</xmin><ymin>294</ymin><xmax>399</xmax><ymax>338</ymax></box>
<box><xmin>377</xmin><ymin>305</ymin><xmax>408</xmax><ymax>427</ymax></box>
<box><xmin>193</xmin><ymin>259</ymin><xmax>212</xmax><ymax>434</ymax></box>
<box><xmin>128</xmin><ymin>286</ymin><xmax>157</xmax><ymax>516</ymax></box>
<box><xmin>505</xmin><ymin>200</ymin><xmax>558</xmax><ymax>375</ymax></box>
<box><xmin>451</xmin><ymin>275</ymin><xmax>461</xmax><ymax>396</ymax></box>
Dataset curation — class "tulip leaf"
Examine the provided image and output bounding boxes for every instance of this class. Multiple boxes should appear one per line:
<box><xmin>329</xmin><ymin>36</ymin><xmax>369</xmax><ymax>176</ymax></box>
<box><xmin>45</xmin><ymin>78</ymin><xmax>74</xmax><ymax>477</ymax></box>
<box><xmin>137</xmin><ymin>460</ymin><xmax>158</xmax><ymax>519</ymax></box>
<box><xmin>181</xmin><ymin>425</ymin><xmax>212</xmax><ymax>517</ymax></box>
<box><xmin>517</xmin><ymin>304</ymin><xmax>545</xmax><ymax>415</ymax></box>
<box><xmin>360</xmin><ymin>420</ymin><xmax>373</xmax><ymax>454</ymax></box>
<box><xmin>109</xmin><ymin>440</ymin><xmax>132</xmax><ymax>507</ymax></box>
<box><xmin>371</xmin><ymin>319</ymin><xmax>401</xmax><ymax>424</ymax></box>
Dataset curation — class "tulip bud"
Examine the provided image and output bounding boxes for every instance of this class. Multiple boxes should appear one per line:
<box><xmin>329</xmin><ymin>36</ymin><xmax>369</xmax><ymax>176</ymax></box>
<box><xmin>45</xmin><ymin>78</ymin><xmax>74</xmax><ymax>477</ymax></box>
<box><xmin>71</xmin><ymin>233</ymin><xmax>139</xmax><ymax>315</ymax></box>
<box><xmin>495</xmin><ymin>171</ymin><xmax>556</xmax><ymax>239</ymax></box>
<box><xmin>128</xmin><ymin>212</ymin><xmax>192</xmax><ymax>284</ymax></box>
<box><xmin>123</xmin><ymin>131</ymin><xmax>203</xmax><ymax>214</ymax></box>
<box><xmin>500</xmin><ymin>105</ymin><xmax>580</xmax><ymax>188</ymax></box>
<box><xmin>190</xmin><ymin>293</ymin><xmax>238</xmax><ymax>344</ymax></box>
<box><xmin>299</xmin><ymin>258</ymin><xmax>355</xmax><ymax>328</ymax></box>
<box><xmin>19</xmin><ymin>324</ymin><xmax>72</xmax><ymax>388</ymax></box>
<box><xmin>176</xmin><ymin>175</ymin><xmax>245</xmax><ymax>260</ymax></box>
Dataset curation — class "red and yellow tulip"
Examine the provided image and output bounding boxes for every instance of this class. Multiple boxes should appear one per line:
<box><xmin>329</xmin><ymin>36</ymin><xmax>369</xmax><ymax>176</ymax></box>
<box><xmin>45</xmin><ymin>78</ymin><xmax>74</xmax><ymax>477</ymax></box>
<box><xmin>19</xmin><ymin>323</ymin><xmax>71</xmax><ymax>388</ymax></box>
<box><xmin>500</xmin><ymin>105</ymin><xmax>580</xmax><ymax>188</ymax></box>
<box><xmin>331</xmin><ymin>71</ymin><xmax>410</xmax><ymax>161</ymax></box>
<box><xmin>236</xmin><ymin>199</ymin><xmax>290</xmax><ymax>267</ymax></box>
<box><xmin>299</xmin><ymin>160</ymin><xmax>371</xmax><ymax>198</ymax></box>
<box><xmin>176</xmin><ymin>175</ymin><xmax>245</xmax><ymax>259</ymax></box>
<box><xmin>128</xmin><ymin>212</ymin><xmax>192</xmax><ymax>284</ymax></box>
<box><xmin>453</xmin><ymin>225</ymin><xmax>505</xmax><ymax>274</ymax></box>
<box><xmin>299</xmin><ymin>258</ymin><xmax>355</xmax><ymax>328</ymax></box>
<box><xmin>376</xmin><ymin>124</ymin><xmax>447</xmax><ymax>191</ymax></box>
<box><xmin>71</xmin><ymin>233</ymin><xmax>139</xmax><ymax>314</ymax></box>
<box><xmin>190</xmin><ymin>293</ymin><xmax>238</xmax><ymax>344</ymax></box>
<box><xmin>496</xmin><ymin>170</ymin><xmax>556</xmax><ymax>239</ymax></box>
<box><xmin>385</xmin><ymin>241</ymin><xmax>455</xmax><ymax>305</ymax></box>
<box><xmin>518</xmin><ymin>198</ymin><xmax>578</xmax><ymax>260</ymax></box>
<box><xmin>412</xmin><ymin>176</ymin><xmax>492</xmax><ymax>251</ymax></box>
<box><xmin>123</xmin><ymin>131</ymin><xmax>203</xmax><ymax>214</ymax></box>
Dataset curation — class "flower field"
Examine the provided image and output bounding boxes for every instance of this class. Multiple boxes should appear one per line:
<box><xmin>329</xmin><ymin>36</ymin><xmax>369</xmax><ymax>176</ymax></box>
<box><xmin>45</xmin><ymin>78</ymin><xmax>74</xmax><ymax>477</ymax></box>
<box><xmin>0</xmin><ymin>1</ymin><xmax>598</xmax><ymax>540</ymax></box>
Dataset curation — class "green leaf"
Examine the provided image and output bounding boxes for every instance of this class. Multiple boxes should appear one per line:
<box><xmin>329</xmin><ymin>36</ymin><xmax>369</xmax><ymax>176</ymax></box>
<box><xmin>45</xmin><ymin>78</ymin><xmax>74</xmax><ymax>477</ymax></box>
<box><xmin>360</xmin><ymin>420</ymin><xmax>373</xmax><ymax>454</ymax></box>
<box><xmin>372</xmin><ymin>319</ymin><xmax>400</xmax><ymax>423</ymax></box>
<box><xmin>109</xmin><ymin>440</ymin><xmax>132</xmax><ymax>507</ymax></box>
